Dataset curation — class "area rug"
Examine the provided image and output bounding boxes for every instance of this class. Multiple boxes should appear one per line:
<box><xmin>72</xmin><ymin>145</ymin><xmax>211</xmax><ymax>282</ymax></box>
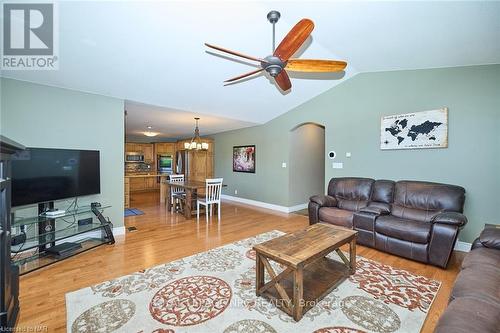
<box><xmin>124</xmin><ymin>208</ymin><xmax>145</xmax><ymax>217</ymax></box>
<box><xmin>66</xmin><ymin>230</ymin><xmax>441</xmax><ymax>333</ymax></box>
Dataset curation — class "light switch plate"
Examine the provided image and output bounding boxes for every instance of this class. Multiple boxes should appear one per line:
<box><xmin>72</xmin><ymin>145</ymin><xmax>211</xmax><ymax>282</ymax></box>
<box><xmin>332</xmin><ymin>162</ymin><xmax>343</xmax><ymax>169</ymax></box>
<box><xmin>282</xmin><ymin>162</ymin><xmax>287</xmax><ymax>168</ymax></box>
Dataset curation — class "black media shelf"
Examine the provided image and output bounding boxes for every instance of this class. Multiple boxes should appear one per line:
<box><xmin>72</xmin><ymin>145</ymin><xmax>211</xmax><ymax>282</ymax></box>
<box><xmin>11</xmin><ymin>204</ymin><xmax>114</xmax><ymax>275</ymax></box>
<box><xmin>12</xmin><ymin>237</ymin><xmax>109</xmax><ymax>275</ymax></box>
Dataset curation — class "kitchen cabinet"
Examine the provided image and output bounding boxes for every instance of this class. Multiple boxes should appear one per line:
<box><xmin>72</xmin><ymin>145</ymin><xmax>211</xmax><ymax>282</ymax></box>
<box><xmin>155</xmin><ymin>143</ymin><xmax>175</xmax><ymax>155</ymax></box>
<box><xmin>142</xmin><ymin>145</ymin><xmax>154</xmax><ymax>162</ymax></box>
<box><xmin>129</xmin><ymin>177</ymin><xmax>146</xmax><ymax>192</ymax></box>
<box><xmin>124</xmin><ymin>178</ymin><xmax>130</xmax><ymax>208</ymax></box>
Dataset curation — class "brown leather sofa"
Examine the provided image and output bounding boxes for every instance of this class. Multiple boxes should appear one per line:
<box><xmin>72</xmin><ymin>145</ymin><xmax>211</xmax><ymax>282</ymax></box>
<box><xmin>435</xmin><ymin>226</ymin><xmax>500</xmax><ymax>333</ymax></box>
<box><xmin>309</xmin><ymin>177</ymin><xmax>467</xmax><ymax>268</ymax></box>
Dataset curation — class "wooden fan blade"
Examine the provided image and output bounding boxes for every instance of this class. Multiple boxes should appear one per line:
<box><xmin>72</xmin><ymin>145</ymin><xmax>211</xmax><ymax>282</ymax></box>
<box><xmin>224</xmin><ymin>68</ymin><xmax>264</xmax><ymax>83</ymax></box>
<box><xmin>274</xmin><ymin>19</ymin><xmax>314</xmax><ymax>61</ymax></box>
<box><xmin>285</xmin><ymin>59</ymin><xmax>347</xmax><ymax>72</ymax></box>
<box><xmin>274</xmin><ymin>70</ymin><xmax>291</xmax><ymax>91</ymax></box>
<box><xmin>205</xmin><ymin>43</ymin><xmax>268</xmax><ymax>64</ymax></box>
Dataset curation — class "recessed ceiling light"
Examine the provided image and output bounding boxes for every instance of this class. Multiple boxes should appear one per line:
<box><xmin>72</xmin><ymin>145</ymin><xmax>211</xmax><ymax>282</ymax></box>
<box><xmin>144</xmin><ymin>131</ymin><xmax>158</xmax><ymax>137</ymax></box>
<box><xmin>147</xmin><ymin>126</ymin><xmax>152</xmax><ymax>129</ymax></box>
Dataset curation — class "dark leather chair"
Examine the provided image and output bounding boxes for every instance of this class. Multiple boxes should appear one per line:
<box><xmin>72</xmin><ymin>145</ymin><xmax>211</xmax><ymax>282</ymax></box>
<box><xmin>435</xmin><ymin>226</ymin><xmax>500</xmax><ymax>333</ymax></box>
<box><xmin>309</xmin><ymin>177</ymin><xmax>374</xmax><ymax>228</ymax></box>
<box><xmin>308</xmin><ymin>178</ymin><xmax>467</xmax><ymax>268</ymax></box>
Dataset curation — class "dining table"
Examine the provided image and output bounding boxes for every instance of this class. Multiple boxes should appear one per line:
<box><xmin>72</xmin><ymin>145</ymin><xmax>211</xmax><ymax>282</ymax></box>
<box><xmin>163</xmin><ymin>179</ymin><xmax>226</xmax><ymax>219</ymax></box>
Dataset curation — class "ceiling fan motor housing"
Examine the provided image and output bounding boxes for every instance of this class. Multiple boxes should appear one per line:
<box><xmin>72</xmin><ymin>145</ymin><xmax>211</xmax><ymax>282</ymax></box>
<box><xmin>262</xmin><ymin>56</ymin><xmax>285</xmax><ymax>77</ymax></box>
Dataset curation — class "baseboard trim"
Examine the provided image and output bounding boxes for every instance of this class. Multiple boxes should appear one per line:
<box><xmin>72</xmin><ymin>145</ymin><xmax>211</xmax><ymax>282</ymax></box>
<box><xmin>454</xmin><ymin>240</ymin><xmax>471</xmax><ymax>252</ymax></box>
<box><xmin>113</xmin><ymin>226</ymin><xmax>126</xmax><ymax>236</ymax></box>
<box><xmin>221</xmin><ymin>195</ymin><xmax>307</xmax><ymax>214</ymax></box>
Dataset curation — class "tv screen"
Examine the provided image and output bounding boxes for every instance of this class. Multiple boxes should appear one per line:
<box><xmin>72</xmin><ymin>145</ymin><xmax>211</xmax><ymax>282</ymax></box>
<box><xmin>11</xmin><ymin>148</ymin><xmax>100</xmax><ymax>207</ymax></box>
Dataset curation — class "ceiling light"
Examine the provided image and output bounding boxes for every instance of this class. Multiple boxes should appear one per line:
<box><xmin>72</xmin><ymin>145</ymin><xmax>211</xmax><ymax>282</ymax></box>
<box><xmin>185</xmin><ymin>117</ymin><xmax>208</xmax><ymax>151</ymax></box>
<box><xmin>147</xmin><ymin>126</ymin><xmax>152</xmax><ymax>129</ymax></box>
<box><xmin>144</xmin><ymin>131</ymin><xmax>158</xmax><ymax>137</ymax></box>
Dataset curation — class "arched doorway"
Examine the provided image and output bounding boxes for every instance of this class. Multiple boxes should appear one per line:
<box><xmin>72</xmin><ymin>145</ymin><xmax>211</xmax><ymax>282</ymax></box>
<box><xmin>289</xmin><ymin>122</ymin><xmax>325</xmax><ymax>207</ymax></box>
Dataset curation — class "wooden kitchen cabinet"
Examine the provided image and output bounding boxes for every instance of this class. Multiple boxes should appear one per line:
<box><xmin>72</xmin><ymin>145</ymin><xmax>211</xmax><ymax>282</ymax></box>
<box><xmin>129</xmin><ymin>177</ymin><xmax>146</xmax><ymax>191</ymax></box>
<box><xmin>124</xmin><ymin>178</ymin><xmax>130</xmax><ymax>208</ymax></box>
<box><xmin>142</xmin><ymin>145</ymin><xmax>154</xmax><ymax>162</ymax></box>
<box><xmin>155</xmin><ymin>142</ymin><xmax>175</xmax><ymax>155</ymax></box>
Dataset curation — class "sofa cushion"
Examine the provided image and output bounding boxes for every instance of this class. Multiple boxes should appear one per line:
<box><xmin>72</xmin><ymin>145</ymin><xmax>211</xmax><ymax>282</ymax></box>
<box><xmin>450</xmin><ymin>265</ymin><xmax>500</xmax><ymax>307</ymax></box>
<box><xmin>318</xmin><ymin>207</ymin><xmax>354</xmax><ymax>228</ymax></box>
<box><xmin>375</xmin><ymin>216</ymin><xmax>431</xmax><ymax>244</ymax></box>
<box><xmin>434</xmin><ymin>297</ymin><xmax>500</xmax><ymax>333</ymax></box>
<box><xmin>479</xmin><ymin>227</ymin><xmax>500</xmax><ymax>250</ymax></box>
<box><xmin>461</xmin><ymin>247</ymin><xmax>500</xmax><ymax>270</ymax></box>
<box><xmin>327</xmin><ymin>177</ymin><xmax>374</xmax><ymax>212</ymax></box>
<box><xmin>391</xmin><ymin>181</ymin><xmax>465</xmax><ymax>222</ymax></box>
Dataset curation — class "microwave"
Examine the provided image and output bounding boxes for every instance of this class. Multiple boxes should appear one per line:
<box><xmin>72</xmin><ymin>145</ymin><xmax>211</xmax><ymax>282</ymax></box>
<box><xmin>125</xmin><ymin>152</ymin><xmax>144</xmax><ymax>163</ymax></box>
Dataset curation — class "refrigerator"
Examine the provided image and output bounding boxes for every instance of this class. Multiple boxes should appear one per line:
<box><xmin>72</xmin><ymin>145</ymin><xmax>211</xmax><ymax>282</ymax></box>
<box><xmin>175</xmin><ymin>150</ymin><xmax>190</xmax><ymax>178</ymax></box>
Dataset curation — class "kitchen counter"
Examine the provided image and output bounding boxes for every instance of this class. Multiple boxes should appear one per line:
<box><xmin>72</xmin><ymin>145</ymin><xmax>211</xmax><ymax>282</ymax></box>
<box><xmin>124</xmin><ymin>174</ymin><xmax>170</xmax><ymax>207</ymax></box>
<box><xmin>125</xmin><ymin>173</ymin><xmax>169</xmax><ymax>178</ymax></box>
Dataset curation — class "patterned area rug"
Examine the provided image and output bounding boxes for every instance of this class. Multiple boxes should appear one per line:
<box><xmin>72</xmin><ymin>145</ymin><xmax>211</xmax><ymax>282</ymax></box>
<box><xmin>66</xmin><ymin>231</ymin><xmax>441</xmax><ymax>333</ymax></box>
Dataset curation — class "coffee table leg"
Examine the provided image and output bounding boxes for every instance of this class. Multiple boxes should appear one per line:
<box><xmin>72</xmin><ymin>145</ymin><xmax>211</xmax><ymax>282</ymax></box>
<box><xmin>349</xmin><ymin>238</ymin><xmax>357</xmax><ymax>274</ymax></box>
<box><xmin>293</xmin><ymin>266</ymin><xmax>304</xmax><ymax>321</ymax></box>
<box><xmin>255</xmin><ymin>254</ymin><xmax>264</xmax><ymax>296</ymax></box>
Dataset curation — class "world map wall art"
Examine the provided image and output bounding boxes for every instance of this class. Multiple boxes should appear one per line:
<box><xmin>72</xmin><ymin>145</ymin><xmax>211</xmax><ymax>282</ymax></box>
<box><xmin>380</xmin><ymin>108</ymin><xmax>448</xmax><ymax>150</ymax></box>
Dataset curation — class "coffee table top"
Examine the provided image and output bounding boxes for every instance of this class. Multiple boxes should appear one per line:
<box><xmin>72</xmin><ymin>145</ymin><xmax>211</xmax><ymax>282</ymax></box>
<box><xmin>253</xmin><ymin>223</ymin><xmax>357</xmax><ymax>268</ymax></box>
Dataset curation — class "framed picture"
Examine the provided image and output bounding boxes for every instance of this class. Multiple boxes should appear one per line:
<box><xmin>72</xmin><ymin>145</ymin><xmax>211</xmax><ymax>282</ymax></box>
<box><xmin>233</xmin><ymin>145</ymin><xmax>255</xmax><ymax>173</ymax></box>
<box><xmin>380</xmin><ymin>108</ymin><xmax>448</xmax><ymax>150</ymax></box>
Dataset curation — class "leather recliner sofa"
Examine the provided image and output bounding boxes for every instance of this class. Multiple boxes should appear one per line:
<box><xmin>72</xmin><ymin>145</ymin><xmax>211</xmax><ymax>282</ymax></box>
<box><xmin>309</xmin><ymin>177</ymin><xmax>467</xmax><ymax>268</ymax></box>
<box><xmin>434</xmin><ymin>225</ymin><xmax>500</xmax><ymax>333</ymax></box>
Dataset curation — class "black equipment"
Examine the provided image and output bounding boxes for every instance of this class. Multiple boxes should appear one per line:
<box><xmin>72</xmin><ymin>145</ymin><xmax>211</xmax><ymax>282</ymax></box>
<box><xmin>0</xmin><ymin>136</ymin><xmax>24</xmax><ymax>330</ymax></box>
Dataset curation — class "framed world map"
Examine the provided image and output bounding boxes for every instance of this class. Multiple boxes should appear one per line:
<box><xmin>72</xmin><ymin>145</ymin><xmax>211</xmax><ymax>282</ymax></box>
<box><xmin>380</xmin><ymin>108</ymin><xmax>448</xmax><ymax>150</ymax></box>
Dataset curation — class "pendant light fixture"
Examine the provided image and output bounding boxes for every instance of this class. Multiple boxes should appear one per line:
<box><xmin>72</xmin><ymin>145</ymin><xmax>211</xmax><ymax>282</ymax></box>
<box><xmin>184</xmin><ymin>117</ymin><xmax>209</xmax><ymax>150</ymax></box>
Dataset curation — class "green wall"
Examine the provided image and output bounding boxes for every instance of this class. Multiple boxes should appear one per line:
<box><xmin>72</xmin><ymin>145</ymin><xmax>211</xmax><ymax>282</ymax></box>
<box><xmin>0</xmin><ymin>78</ymin><xmax>125</xmax><ymax>228</ymax></box>
<box><xmin>214</xmin><ymin>65</ymin><xmax>500</xmax><ymax>243</ymax></box>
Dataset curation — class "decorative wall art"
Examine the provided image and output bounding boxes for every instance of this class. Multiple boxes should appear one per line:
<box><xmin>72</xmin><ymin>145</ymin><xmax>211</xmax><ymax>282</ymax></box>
<box><xmin>233</xmin><ymin>145</ymin><xmax>255</xmax><ymax>173</ymax></box>
<box><xmin>381</xmin><ymin>108</ymin><xmax>448</xmax><ymax>150</ymax></box>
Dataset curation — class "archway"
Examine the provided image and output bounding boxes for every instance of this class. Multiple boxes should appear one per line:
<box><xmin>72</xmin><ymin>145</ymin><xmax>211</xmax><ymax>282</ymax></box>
<box><xmin>289</xmin><ymin>122</ymin><xmax>325</xmax><ymax>207</ymax></box>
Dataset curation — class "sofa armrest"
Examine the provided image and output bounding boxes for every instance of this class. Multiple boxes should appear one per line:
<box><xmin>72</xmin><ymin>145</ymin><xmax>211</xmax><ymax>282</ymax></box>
<box><xmin>359</xmin><ymin>205</ymin><xmax>390</xmax><ymax>215</ymax></box>
<box><xmin>479</xmin><ymin>227</ymin><xmax>500</xmax><ymax>250</ymax></box>
<box><xmin>309</xmin><ymin>195</ymin><xmax>337</xmax><ymax>208</ymax></box>
<box><xmin>431</xmin><ymin>212</ymin><xmax>468</xmax><ymax>228</ymax></box>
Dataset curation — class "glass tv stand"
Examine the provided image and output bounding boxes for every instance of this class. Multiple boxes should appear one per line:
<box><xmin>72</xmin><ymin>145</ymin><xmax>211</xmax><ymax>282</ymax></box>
<box><xmin>11</xmin><ymin>203</ymin><xmax>115</xmax><ymax>275</ymax></box>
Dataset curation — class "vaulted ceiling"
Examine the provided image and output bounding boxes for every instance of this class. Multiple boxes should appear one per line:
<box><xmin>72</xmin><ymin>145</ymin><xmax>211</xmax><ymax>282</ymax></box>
<box><xmin>2</xmin><ymin>1</ymin><xmax>499</xmax><ymax>137</ymax></box>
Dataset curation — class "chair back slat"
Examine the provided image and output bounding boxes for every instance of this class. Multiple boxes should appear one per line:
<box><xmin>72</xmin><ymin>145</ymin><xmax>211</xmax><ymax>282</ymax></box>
<box><xmin>170</xmin><ymin>174</ymin><xmax>185</xmax><ymax>194</ymax></box>
<box><xmin>205</xmin><ymin>178</ymin><xmax>223</xmax><ymax>204</ymax></box>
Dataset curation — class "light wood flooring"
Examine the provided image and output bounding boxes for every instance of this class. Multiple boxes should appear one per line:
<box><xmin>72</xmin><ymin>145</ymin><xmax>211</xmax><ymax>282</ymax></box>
<box><xmin>17</xmin><ymin>191</ymin><xmax>464</xmax><ymax>332</ymax></box>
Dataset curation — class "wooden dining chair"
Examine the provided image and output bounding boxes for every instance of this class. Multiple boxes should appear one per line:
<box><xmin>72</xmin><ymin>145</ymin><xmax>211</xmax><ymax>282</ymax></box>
<box><xmin>197</xmin><ymin>178</ymin><xmax>223</xmax><ymax>222</ymax></box>
<box><xmin>169</xmin><ymin>174</ymin><xmax>185</xmax><ymax>213</ymax></box>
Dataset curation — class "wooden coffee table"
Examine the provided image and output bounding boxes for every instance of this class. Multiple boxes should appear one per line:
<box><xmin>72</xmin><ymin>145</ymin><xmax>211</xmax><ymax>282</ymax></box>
<box><xmin>253</xmin><ymin>223</ymin><xmax>357</xmax><ymax>321</ymax></box>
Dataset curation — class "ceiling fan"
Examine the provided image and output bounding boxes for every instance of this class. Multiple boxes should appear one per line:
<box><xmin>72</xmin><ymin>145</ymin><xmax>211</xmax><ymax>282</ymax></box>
<box><xmin>205</xmin><ymin>10</ymin><xmax>347</xmax><ymax>92</ymax></box>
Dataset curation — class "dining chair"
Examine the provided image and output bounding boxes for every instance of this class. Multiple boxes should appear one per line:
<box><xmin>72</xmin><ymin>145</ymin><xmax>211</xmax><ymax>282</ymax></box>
<box><xmin>169</xmin><ymin>174</ymin><xmax>185</xmax><ymax>213</ymax></box>
<box><xmin>197</xmin><ymin>178</ymin><xmax>223</xmax><ymax>222</ymax></box>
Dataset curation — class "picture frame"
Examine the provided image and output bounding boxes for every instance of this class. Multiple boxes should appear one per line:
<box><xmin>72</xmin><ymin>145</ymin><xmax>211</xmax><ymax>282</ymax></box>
<box><xmin>380</xmin><ymin>108</ymin><xmax>448</xmax><ymax>150</ymax></box>
<box><xmin>233</xmin><ymin>145</ymin><xmax>255</xmax><ymax>173</ymax></box>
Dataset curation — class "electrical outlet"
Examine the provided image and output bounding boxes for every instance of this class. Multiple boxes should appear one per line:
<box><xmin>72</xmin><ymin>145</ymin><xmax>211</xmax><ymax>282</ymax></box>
<box><xmin>234</xmin><ymin>189</ymin><xmax>238</xmax><ymax>195</ymax></box>
<box><xmin>282</xmin><ymin>162</ymin><xmax>287</xmax><ymax>168</ymax></box>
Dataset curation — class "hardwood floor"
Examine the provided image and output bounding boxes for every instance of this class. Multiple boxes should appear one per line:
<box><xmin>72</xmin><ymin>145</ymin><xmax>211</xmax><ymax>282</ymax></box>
<box><xmin>17</xmin><ymin>192</ymin><xmax>464</xmax><ymax>332</ymax></box>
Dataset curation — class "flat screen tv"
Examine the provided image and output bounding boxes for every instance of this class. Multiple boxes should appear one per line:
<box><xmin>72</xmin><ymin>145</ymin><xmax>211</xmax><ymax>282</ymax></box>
<box><xmin>11</xmin><ymin>148</ymin><xmax>100</xmax><ymax>207</ymax></box>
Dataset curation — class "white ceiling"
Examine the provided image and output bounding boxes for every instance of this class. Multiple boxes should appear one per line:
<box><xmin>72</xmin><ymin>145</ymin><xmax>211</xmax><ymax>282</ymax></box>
<box><xmin>2</xmin><ymin>1</ymin><xmax>499</xmax><ymax>138</ymax></box>
<box><xmin>125</xmin><ymin>101</ymin><xmax>257</xmax><ymax>142</ymax></box>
